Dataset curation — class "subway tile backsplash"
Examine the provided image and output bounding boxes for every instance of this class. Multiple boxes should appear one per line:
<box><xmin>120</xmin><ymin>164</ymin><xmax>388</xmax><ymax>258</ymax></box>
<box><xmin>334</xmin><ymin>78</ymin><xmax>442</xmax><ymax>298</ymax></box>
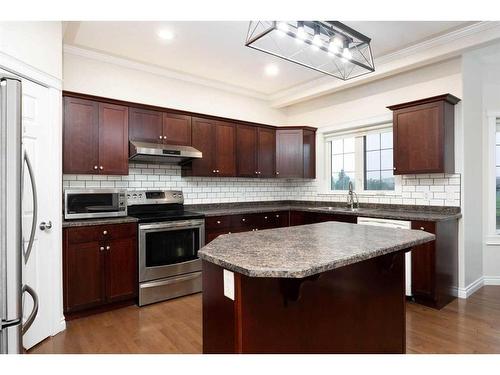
<box><xmin>63</xmin><ymin>163</ymin><xmax>461</xmax><ymax>207</ymax></box>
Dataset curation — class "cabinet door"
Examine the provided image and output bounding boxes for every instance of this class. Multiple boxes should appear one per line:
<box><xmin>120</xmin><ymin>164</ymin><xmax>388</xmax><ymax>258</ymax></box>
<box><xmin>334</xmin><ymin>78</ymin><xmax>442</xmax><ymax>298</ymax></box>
<box><xmin>236</xmin><ymin>124</ymin><xmax>258</xmax><ymax>177</ymax></box>
<box><xmin>215</xmin><ymin>121</ymin><xmax>236</xmax><ymax>177</ymax></box>
<box><xmin>191</xmin><ymin>117</ymin><xmax>216</xmax><ymax>176</ymax></box>
<box><xmin>63</xmin><ymin>97</ymin><xmax>99</xmax><ymax>174</ymax></box>
<box><xmin>64</xmin><ymin>233</ymin><xmax>105</xmax><ymax>313</ymax></box>
<box><xmin>393</xmin><ymin>102</ymin><xmax>443</xmax><ymax>174</ymax></box>
<box><xmin>303</xmin><ymin>129</ymin><xmax>316</xmax><ymax>179</ymax></box>
<box><xmin>98</xmin><ymin>103</ymin><xmax>129</xmax><ymax>175</ymax></box>
<box><xmin>105</xmin><ymin>236</ymin><xmax>137</xmax><ymax>303</ymax></box>
<box><xmin>163</xmin><ymin>113</ymin><xmax>192</xmax><ymax>146</ymax></box>
<box><xmin>129</xmin><ymin>107</ymin><xmax>162</xmax><ymax>143</ymax></box>
<box><xmin>276</xmin><ymin>129</ymin><xmax>303</xmax><ymax>178</ymax></box>
<box><xmin>257</xmin><ymin>127</ymin><xmax>276</xmax><ymax>178</ymax></box>
<box><xmin>289</xmin><ymin>211</ymin><xmax>305</xmax><ymax>226</ymax></box>
<box><xmin>411</xmin><ymin>221</ymin><xmax>436</xmax><ymax>300</ymax></box>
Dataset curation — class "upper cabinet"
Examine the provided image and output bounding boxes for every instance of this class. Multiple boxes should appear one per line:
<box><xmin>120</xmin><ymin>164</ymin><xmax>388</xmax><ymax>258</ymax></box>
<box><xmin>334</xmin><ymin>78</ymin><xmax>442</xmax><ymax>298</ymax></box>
<box><xmin>276</xmin><ymin>128</ymin><xmax>316</xmax><ymax>179</ymax></box>
<box><xmin>388</xmin><ymin>94</ymin><xmax>460</xmax><ymax>175</ymax></box>
<box><xmin>129</xmin><ymin>108</ymin><xmax>192</xmax><ymax>146</ymax></box>
<box><xmin>64</xmin><ymin>97</ymin><xmax>128</xmax><ymax>175</ymax></box>
<box><xmin>236</xmin><ymin>125</ymin><xmax>276</xmax><ymax>178</ymax></box>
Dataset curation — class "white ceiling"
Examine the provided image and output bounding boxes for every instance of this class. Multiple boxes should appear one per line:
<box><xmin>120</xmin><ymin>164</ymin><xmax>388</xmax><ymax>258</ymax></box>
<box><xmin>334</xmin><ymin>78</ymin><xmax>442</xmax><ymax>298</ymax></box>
<box><xmin>64</xmin><ymin>21</ymin><xmax>473</xmax><ymax>96</ymax></box>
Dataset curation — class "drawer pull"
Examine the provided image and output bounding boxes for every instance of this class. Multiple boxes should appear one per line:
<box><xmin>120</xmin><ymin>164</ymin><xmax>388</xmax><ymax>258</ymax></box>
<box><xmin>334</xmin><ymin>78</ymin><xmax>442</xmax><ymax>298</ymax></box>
<box><xmin>217</xmin><ymin>220</ymin><xmax>221</xmax><ymax>224</ymax></box>
<box><xmin>420</xmin><ymin>227</ymin><xmax>425</xmax><ymax>231</ymax></box>
<box><xmin>106</xmin><ymin>246</ymin><xmax>110</xmax><ymax>250</ymax></box>
<box><xmin>264</xmin><ymin>216</ymin><xmax>268</xmax><ymax>219</ymax></box>
<box><xmin>276</xmin><ymin>215</ymin><xmax>279</xmax><ymax>218</ymax></box>
<box><xmin>242</xmin><ymin>218</ymin><xmax>246</xmax><ymax>222</ymax></box>
<box><xmin>99</xmin><ymin>246</ymin><xmax>105</xmax><ymax>252</ymax></box>
<box><xmin>103</xmin><ymin>230</ymin><xmax>108</xmax><ymax>235</ymax></box>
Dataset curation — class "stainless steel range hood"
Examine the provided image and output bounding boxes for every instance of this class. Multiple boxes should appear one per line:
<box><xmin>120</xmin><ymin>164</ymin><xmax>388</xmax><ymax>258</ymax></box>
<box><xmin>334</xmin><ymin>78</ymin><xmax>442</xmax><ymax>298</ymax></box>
<box><xmin>129</xmin><ymin>141</ymin><xmax>202</xmax><ymax>164</ymax></box>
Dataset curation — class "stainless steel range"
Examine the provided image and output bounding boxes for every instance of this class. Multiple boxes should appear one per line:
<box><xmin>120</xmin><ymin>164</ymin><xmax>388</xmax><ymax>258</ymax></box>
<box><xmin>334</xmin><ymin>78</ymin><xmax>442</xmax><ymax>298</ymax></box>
<box><xmin>127</xmin><ymin>190</ymin><xmax>204</xmax><ymax>306</ymax></box>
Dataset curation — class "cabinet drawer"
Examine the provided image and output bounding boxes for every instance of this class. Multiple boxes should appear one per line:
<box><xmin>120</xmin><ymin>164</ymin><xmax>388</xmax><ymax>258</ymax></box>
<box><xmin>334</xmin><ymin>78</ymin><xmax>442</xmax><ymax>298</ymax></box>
<box><xmin>230</xmin><ymin>213</ymin><xmax>258</xmax><ymax>229</ymax></box>
<box><xmin>66</xmin><ymin>223</ymin><xmax>137</xmax><ymax>244</ymax></box>
<box><xmin>205</xmin><ymin>216</ymin><xmax>232</xmax><ymax>230</ymax></box>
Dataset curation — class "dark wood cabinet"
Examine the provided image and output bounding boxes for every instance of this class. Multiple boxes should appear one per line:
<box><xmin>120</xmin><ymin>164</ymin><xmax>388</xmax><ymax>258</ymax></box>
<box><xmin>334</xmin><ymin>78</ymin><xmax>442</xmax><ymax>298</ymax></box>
<box><xmin>257</xmin><ymin>127</ymin><xmax>276</xmax><ymax>178</ymax></box>
<box><xmin>236</xmin><ymin>125</ymin><xmax>276</xmax><ymax>178</ymax></box>
<box><xmin>98</xmin><ymin>103</ymin><xmax>129</xmax><ymax>175</ymax></box>
<box><xmin>276</xmin><ymin>128</ymin><xmax>316</xmax><ymax>178</ymax></box>
<box><xmin>289</xmin><ymin>210</ymin><xmax>357</xmax><ymax>226</ymax></box>
<box><xmin>63</xmin><ymin>97</ymin><xmax>99</xmax><ymax>174</ymax></box>
<box><xmin>388</xmin><ymin>94</ymin><xmax>460</xmax><ymax>175</ymax></box>
<box><xmin>128</xmin><ymin>107</ymin><xmax>163</xmax><ymax>144</ymax></box>
<box><xmin>64</xmin><ymin>97</ymin><xmax>128</xmax><ymax>175</ymax></box>
<box><xmin>410</xmin><ymin>219</ymin><xmax>458</xmax><ymax>309</ymax></box>
<box><xmin>214</xmin><ymin>121</ymin><xmax>237</xmax><ymax>177</ymax></box>
<box><xmin>163</xmin><ymin>113</ymin><xmax>192</xmax><ymax>146</ymax></box>
<box><xmin>190</xmin><ymin>117</ymin><xmax>216</xmax><ymax>176</ymax></box>
<box><xmin>236</xmin><ymin>125</ymin><xmax>258</xmax><ymax>177</ymax></box>
<box><xmin>63</xmin><ymin>223</ymin><xmax>137</xmax><ymax>317</ymax></box>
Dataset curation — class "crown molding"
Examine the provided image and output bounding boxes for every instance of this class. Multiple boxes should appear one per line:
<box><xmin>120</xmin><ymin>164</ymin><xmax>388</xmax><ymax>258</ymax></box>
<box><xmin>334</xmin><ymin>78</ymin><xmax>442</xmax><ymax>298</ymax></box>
<box><xmin>0</xmin><ymin>50</ymin><xmax>62</xmax><ymax>90</ymax></box>
<box><xmin>63</xmin><ymin>44</ymin><xmax>269</xmax><ymax>101</ymax></box>
<box><xmin>270</xmin><ymin>21</ymin><xmax>500</xmax><ymax>108</ymax></box>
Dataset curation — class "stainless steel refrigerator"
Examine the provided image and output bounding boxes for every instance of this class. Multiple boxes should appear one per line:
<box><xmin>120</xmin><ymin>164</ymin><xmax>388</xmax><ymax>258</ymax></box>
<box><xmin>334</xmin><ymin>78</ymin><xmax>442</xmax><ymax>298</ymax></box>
<box><xmin>0</xmin><ymin>75</ymin><xmax>39</xmax><ymax>354</ymax></box>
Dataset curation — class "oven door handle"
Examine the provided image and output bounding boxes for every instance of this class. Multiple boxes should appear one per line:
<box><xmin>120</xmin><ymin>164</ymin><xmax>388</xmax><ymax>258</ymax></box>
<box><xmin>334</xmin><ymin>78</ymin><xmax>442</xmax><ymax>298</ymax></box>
<box><xmin>140</xmin><ymin>272</ymin><xmax>202</xmax><ymax>289</ymax></box>
<box><xmin>139</xmin><ymin>219</ymin><xmax>205</xmax><ymax>231</ymax></box>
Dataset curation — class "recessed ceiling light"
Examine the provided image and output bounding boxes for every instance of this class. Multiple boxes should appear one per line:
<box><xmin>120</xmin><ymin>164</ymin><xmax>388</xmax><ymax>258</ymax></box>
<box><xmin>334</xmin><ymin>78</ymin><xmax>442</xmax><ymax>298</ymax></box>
<box><xmin>264</xmin><ymin>64</ymin><xmax>279</xmax><ymax>77</ymax></box>
<box><xmin>157</xmin><ymin>29</ymin><xmax>174</xmax><ymax>41</ymax></box>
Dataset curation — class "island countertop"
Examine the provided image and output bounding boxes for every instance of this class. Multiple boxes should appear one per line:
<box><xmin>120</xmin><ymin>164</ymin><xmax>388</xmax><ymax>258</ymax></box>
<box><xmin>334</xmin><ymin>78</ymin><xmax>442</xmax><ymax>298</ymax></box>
<box><xmin>198</xmin><ymin>221</ymin><xmax>435</xmax><ymax>278</ymax></box>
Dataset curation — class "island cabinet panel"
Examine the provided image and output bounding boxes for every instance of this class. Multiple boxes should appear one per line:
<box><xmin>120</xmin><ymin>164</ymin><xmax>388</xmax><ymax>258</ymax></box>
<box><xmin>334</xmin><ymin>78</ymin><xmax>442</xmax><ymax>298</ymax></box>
<box><xmin>63</xmin><ymin>97</ymin><xmax>99</xmax><ymax>174</ymax></box>
<box><xmin>202</xmin><ymin>252</ymin><xmax>406</xmax><ymax>354</ymax></box>
<box><xmin>128</xmin><ymin>107</ymin><xmax>163</xmax><ymax>143</ymax></box>
<box><xmin>189</xmin><ymin>117</ymin><xmax>216</xmax><ymax>176</ymax></box>
<box><xmin>63</xmin><ymin>97</ymin><xmax>129</xmax><ymax>175</ymax></box>
<box><xmin>289</xmin><ymin>210</ymin><xmax>357</xmax><ymax>226</ymax></box>
<box><xmin>257</xmin><ymin>127</ymin><xmax>276</xmax><ymax>178</ymax></box>
<box><xmin>388</xmin><ymin>94</ymin><xmax>460</xmax><ymax>175</ymax></box>
<box><xmin>163</xmin><ymin>113</ymin><xmax>192</xmax><ymax>146</ymax></box>
<box><xmin>236</xmin><ymin>124</ymin><xmax>258</xmax><ymax>177</ymax></box>
<box><xmin>411</xmin><ymin>219</ymin><xmax>458</xmax><ymax>309</ymax></box>
<box><xmin>63</xmin><ymin>223</ymin><xmax>138</xmax><ymax>318</ymax></box>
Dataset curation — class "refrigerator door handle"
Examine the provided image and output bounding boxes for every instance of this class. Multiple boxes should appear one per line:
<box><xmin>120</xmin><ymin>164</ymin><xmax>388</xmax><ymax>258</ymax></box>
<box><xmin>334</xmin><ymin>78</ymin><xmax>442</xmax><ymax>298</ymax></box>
<box><xmin>21</xmin><ymin>284</ymin><xmax>38</xmax><ymax>335</ymax></box>
<box><xmin>22</xmin><ymin>151</ymin><xmax>37</xmax><ymax>264</ymax></box>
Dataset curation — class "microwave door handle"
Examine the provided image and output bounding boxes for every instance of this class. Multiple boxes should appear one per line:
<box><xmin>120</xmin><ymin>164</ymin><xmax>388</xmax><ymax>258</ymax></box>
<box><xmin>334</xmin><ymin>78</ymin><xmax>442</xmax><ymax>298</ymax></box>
<box><xmin>21</xmin><ymin>284</ymin><xmax>39</xmax><ymax>335</ymax></box>
<box><xmin>22</xmin><ymin>151</ymin><xmax>38</xmax><ymax>264</ymax></box>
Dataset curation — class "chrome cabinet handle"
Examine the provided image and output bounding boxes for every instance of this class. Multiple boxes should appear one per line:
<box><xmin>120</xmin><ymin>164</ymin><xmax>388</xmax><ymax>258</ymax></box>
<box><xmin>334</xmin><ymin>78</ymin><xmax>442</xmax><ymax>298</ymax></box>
<box><xmin>216</xmin><ymin>220</ymin><xmax>221</xmax><ymax>224</ymax></box>
<box><xmin>106</xmin><ymin>246</ymin><xmax>110</xmax><ymax>251</ymax></box>
<box><xmin>216</xmin><ymin>170</ymin><xmax>220</xmax><ymax>173</ymax></box>
<box><xmin>93</xmin><ymin>165</ymin><xmax>98</xmax><ymax>170</ymax></box>
<box><xmin>420</xmin><ymin>227</ymin><xmax>425</xmax><ymax>231</ymax></box>
<box><xmin>22</xmin><ymin>151</ymin><xmax>37</xmax><ymax>264</ymax></box>
<box><xmin>242</xmin><ymin>218</ymin><xmax>246</xmax><ymax>222</ymax></box>
<box><xmin>212</xmin><ymin>169</ymin><xmax>216</xmax><ymax>173</ymax></box>
<box><xmin>100</xmin><ymin>246</ymin><xmax>105</xmax><ymax>251</ymax></box>
<box><xmin>99</xmin><ymin>166</ymin><xmax>104</xmax><ymax>170</ymax></box>
<box><xmin>276</xmin><ymin>215</ymin><xmax>280</xmax><ymax>218</ymax></box>
<box><xmin>393</xmin><ymin>167</ymin><xmax>396</xmax><ymax>170</ymax></box>
<box><xmin>21</xmin><ymin>284</ymin><xmax>39</xmax><ymax>335</ymax></box>
<box><xmin>103</xmin><ymin>230</ymin><xmax>108</xmax><ymax>235</ymax></box>
<box><xmin>276</xmin><ymin>171</ymin><xmax>280</xmax><ymax>175</ymax></box>
<box><xmin>264</xmin><ymin>216</ymin><xmax>268</xmax><ymax>219</ymax></box>
<box><xmin>159</xmin><ymin>135</ymin><xmax>163</xmax><ymax>139</ymax></box>
<box><xmin>39</xmin><ymin>221</ymin><xmax>52</xmax><ymax>231</ymax></box>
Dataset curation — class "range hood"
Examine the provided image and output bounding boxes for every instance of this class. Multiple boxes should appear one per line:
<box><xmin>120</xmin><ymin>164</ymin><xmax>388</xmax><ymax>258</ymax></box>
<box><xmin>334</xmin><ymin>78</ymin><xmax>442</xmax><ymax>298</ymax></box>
<box><xmin>129</xmin><ymin>141</ymin><xmax>202</xmax><ymax>164</ymax></box>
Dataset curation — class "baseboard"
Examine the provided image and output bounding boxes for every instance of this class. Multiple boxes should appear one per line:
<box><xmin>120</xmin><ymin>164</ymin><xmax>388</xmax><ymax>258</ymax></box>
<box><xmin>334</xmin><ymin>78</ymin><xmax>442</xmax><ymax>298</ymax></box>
<box><xmin>484</xmin><ymin>275</ymin><xmax>500</xmax><ymax>285</ymax></box>
<box><xmin>457</xmin><ymin>277</ymin><xmax>484</xmax><ymax>298</ymax></box>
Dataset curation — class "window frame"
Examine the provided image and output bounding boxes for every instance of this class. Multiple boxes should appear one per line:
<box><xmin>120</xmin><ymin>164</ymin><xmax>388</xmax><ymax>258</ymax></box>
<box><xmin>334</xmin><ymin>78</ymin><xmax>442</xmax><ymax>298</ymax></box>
<box><xmin>486</xmin><ymin>111</ymin><xmax>500</xmax><ymax>241</ymax></box>
<box><xmin>323</xmin><ymin>122</ymin><xmax>402</xmax><ymax>196</ymax></box>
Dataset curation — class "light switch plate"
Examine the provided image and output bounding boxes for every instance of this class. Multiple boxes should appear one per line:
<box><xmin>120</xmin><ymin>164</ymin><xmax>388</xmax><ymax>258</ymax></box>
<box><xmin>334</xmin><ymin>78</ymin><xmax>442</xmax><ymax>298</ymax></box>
<box><xmin>223</xmin><ymin>269</ymin><xmax>235</xmax><ymax>300</ymax></box>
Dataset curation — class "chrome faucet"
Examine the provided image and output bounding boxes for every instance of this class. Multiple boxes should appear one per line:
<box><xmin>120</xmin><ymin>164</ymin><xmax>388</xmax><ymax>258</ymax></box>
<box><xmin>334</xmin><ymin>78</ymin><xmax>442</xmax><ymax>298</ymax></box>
<box><xmin>346</xmin><ymin>181</ymin><xmax>359</xmax><ymax>211</ymax></box>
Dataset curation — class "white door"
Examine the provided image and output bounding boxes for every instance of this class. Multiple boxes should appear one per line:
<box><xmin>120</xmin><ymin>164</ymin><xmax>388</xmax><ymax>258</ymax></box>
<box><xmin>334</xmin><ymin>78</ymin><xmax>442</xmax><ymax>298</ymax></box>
<box><xmin>20</xmin><ymin>77</ymin><xmax>63</xmax><ymax>349</ymax></box>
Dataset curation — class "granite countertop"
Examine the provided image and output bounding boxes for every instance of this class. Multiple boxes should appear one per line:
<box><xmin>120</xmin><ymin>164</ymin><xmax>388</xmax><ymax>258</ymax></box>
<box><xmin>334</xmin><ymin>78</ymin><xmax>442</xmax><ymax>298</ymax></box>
<box><xmin>62</xmin><ymin>216</ymin><xmax>138</xmax><ymax>228</ymax></box>
<box><xmin>191</xmin><ymin>204</ymin><xmax>461</xmax><ymax>222</ymax></box>
<box><xmin>198</xmin><ymin>221</ymin><xmax>435</xmax><ymax>278</ymax></box>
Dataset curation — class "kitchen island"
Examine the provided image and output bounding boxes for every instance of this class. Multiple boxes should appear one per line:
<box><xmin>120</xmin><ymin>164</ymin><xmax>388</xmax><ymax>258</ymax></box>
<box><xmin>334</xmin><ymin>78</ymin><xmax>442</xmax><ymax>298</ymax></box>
<box><xmin>198</xmin><ymin>221</ymin><xmax>434</xmax><ymax>354</ymax></box>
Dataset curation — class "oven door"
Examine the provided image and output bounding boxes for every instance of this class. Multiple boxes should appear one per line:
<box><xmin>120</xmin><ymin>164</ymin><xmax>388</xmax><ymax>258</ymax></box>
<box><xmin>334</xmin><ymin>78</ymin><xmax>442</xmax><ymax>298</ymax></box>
<box><xmin>139</xmin><ymin>219</ymin><xmax>205</xmax><ymax>282</ymax></box>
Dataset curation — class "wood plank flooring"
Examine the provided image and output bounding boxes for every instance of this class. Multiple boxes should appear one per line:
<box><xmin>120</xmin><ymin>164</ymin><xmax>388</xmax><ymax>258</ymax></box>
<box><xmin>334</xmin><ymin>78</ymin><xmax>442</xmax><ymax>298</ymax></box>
<box><xmin>29</xmin><ymin>286</ymin><xmax>500</xmax><ymax>354</ymax></box>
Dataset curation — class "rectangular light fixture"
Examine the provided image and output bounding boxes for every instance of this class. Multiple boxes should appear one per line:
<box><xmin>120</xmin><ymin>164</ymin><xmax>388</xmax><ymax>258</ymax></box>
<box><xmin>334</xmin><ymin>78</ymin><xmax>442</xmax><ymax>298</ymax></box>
<box><xmin>245</xmin><ymin>21</ymin><xmax>375</xmax><ymax>81</ymax></box>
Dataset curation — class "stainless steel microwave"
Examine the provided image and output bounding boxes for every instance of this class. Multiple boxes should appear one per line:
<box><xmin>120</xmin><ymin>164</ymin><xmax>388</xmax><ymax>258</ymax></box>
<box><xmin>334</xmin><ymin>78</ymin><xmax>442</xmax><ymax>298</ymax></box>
<box><xmin>64</xmin><ymin>189</ymin><xmax>127</xmax><ymax>220</ymax></box>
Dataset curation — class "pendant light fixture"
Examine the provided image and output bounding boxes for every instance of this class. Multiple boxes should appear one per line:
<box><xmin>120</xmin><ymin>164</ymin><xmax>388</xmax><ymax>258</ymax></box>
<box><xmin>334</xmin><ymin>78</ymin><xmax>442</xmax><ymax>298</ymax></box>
<box><xmin>245</xmin><ymin>21</ymin><xmax>375</xmax><ymax>81</ymax></box>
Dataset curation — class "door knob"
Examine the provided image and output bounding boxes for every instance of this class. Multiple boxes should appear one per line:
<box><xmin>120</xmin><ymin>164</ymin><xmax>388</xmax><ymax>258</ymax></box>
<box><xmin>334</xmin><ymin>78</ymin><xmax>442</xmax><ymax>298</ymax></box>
<box><xmin>39</xmin><ymin>221</ymin><xmax>52</xmax><ymax>231</ymax></box>
<box><xmin>100</xmin><ymin>246</ymin><xmax>105</xmax><ymax>252</ymax></box>
<box><xmin>99</xmin><ymin>166</ymin><xmax>104</xmax><ymax>170</ymax></box>
<box><xmin>106</xmin><ymin>246</ymin><xmax>111</xmax><ymax>251</ymax></box>
<box><xmin>93</xmin><ymin>165</ymin><xmax>98</xmax><ymax>170</ymax></box>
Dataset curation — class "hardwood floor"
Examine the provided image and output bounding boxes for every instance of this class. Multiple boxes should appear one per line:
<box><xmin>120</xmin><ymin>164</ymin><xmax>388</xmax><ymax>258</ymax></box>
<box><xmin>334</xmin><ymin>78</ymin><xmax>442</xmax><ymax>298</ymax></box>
<box><xmin>29</xmin><ymin>286</ymin><xmax>500</xmax><ymax>354</ymax></box>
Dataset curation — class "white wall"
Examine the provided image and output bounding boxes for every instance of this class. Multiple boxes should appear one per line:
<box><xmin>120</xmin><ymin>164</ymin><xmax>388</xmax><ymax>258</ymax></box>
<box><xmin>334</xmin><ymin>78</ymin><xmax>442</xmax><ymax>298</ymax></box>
<box><xmin>0</xmin><ymin>22</ymin><xmax>62</xmax><ymax>80</ymax></box>
<box><xmin>63</xmin><ymin>51</ymin><xmax>287</xmax><ymax>126</ymax></box>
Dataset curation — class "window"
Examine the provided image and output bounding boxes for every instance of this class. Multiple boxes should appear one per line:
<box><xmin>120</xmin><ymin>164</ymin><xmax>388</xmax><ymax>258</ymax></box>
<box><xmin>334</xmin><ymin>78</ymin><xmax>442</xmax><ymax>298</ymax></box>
<box><xmin>331</xmin><ymin>137</ymin><xmax>355</xmax><ymax>190</ymax></box>
<box><xmin>364</xmin><ymin>131</ymin><xmax>394</xmax><ymax>190</ymax></box>
<box><xmin>326</xmin><ymin>125</ymin><xmax>396</xmax><ymax>193</ymax></box>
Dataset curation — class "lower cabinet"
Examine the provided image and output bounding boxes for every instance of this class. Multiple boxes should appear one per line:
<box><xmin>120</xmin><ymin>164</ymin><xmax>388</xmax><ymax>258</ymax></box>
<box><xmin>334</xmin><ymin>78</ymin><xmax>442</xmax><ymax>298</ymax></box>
<box><xmin>411</xmin><ymin>220</ymin><xmax>458</xmax><ymax>309</ymax></box>
<box><xmin>289</xmin><ymin>210</ymin><xmax>357</xmax><ymax>226</ymax></box>
<box><xmin>63</xmin><ymin>223</ymin><xmax>138</xmax><ymax>317</ymax></box>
